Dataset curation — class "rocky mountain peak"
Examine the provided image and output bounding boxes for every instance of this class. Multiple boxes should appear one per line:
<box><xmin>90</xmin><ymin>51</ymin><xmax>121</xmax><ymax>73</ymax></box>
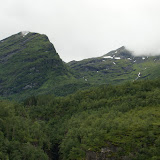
<box><xmin>102</xmin><ymin>46</ymin><xmax>133</xmax><ymax>59</ymax></box>
<box><xmin>21</xmin><ymin>31</ymin><xmax>30</xmax><ymax>37</ymax></box>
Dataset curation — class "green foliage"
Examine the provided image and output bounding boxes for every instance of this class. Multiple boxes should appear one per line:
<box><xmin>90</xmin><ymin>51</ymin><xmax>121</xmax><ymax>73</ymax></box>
<box><xmin>1</xmin><ymin>78</ymin><xmax>160</xmax><ymax>159</ymax></box>
<box><xmin>24</xmin><ymin>78</ymin><xmax>160</xmax><ymax>160</ymax></box>
<box><xmin>1</xmin><ymin>32</ymin><xmax>160</xmax><ymax>159</ymax></box>
<box><xmin>0</xmin><ymin>101</ymin><xmax>50</xmax><ymax>159</ymax></box>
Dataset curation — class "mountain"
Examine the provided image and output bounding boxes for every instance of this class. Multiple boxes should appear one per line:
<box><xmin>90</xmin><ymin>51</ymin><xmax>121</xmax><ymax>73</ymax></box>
<box><xmin>0</xmin><ymin>31</ymin><xmax>88</xmax><ymax>100</ymax></box>
<box><xmin>102</xmin><ymin>46</ymin><xmax>133</xmax><ymax>58</ymax></box>
<box><xmin>1</xmin><ymin>32</ymin><xmax>160</xmax><ymax>100</ymax></box>
<box><xmin>68</xmin><ymin>46</ymin><xmax>160</xmax><ymax>85</ymax></box>
<box><xmin>1</xmin><ymin>32</ymin><xmax>160</xmax><ymax>160</ymax></box>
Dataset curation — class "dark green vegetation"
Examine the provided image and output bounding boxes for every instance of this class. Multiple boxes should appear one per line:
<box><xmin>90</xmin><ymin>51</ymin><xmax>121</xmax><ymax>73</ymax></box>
<box><xmin>1</xmin><ymin>32</ymin><xmax>160</xmax><ymax>160</ymax></box>
<box><xmin>1</xmin><ymin>33</ymin><xmax>160</xmax><ymax>100</ymax></box>
<box><xmin>0</xmin><ymin>101</ymin><xmax>50</xmax><ymax>160</ymax></box>
<box><xmin>68</xmin><ymin>46</ymin><xmax>160</xmax><ymax>85</ymax></box>
<box><xmin>0</xmin><ymin>32</ymin><xmax>89</xmax><ymax>100</ymax></box>
<box><xmin>1</xmin><ymin>79</ymin><xmax>160</xmax><ymax>159</ymax></box>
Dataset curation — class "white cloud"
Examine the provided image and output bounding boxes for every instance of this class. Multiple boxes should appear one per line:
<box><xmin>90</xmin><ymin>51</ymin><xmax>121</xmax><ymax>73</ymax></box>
<box><xmin>0</xmin><ymin>0</ymin><xmax>160</xmax><ymax>62</ymax></box>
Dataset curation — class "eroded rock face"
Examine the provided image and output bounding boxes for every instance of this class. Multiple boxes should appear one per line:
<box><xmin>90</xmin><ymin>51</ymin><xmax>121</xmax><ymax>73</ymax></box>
<box><xmin>86</xmin><ymin>150</ymin><xmax>112</xmax><ymax>160</ymax></box>
<box><xmin>86</xmin><ymin>146</ymin><xmax>133</xmax><ymax>160</ymax></box>
<box><xmin>86</xmin><ymin>143</ymin><xmax>118</xmax><ymax>160</ymax></box>
<box><xmin>85</xmin><ymin>141</ymin><xmax>126</xmax><ymax>160</ymax></box>
<box><xmin>86</xmin><ymin>149</ymin><xmax>116</xmax><ymax>160</ymax></box>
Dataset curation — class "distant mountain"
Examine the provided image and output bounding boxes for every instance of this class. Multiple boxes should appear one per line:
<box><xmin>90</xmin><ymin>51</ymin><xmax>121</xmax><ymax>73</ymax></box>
<box><xmin>0</xmin><ymin>32</ymin><xmax>89</xmax><ymax>100</ymax></box>
<box><xmin>1</xmin><ymin>32</ymin><xmax>160</xmax><ymax>100</ymax></box>
<box><xmin>68</xmin><ymin>46</ymin><xmax>160</xmax><ymax>85</ymax></box>
<box><xmin>102</xmin><ymin>46</ymin><xmax>133</xmax><ymax>59</ymax></box>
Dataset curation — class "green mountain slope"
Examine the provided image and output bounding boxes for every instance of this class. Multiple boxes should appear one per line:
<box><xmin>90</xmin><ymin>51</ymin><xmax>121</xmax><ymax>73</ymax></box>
<box><xmin>0</xmin><ymin>32</ymin><xmax>84</xmax><ymax>100</ymax></box>
<box><xmin>68</xmin><ymin>46</ymin><xmax>160</xmax><ymax>85</ymax></box>
<box><xmin>1</xmin><ymin>32</ymin><xmax>160</xmax><ymax>100</ymax></box>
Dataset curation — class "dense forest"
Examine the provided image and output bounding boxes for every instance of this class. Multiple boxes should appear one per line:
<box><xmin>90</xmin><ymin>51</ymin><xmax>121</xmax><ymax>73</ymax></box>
<box><xmin>1</xmin><ymin>79</ymin><xmax>160</xmax><ymax>160</ymax></box>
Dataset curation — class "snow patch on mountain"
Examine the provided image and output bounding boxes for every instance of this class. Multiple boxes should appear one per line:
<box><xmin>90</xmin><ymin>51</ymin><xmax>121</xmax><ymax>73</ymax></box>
<box><xmin>21</xmin><ymin>31</ymin><xmax>30</xmax><ymax>37</ymax></box>
<box><xmin>114</xmin><ymin>57</ymin><xmax>121</xmax><ymax>59</ymax></box>
<box><xmin>103</xmin><ymin>56</ymin><xmax>113</xmax><ymax>59</ymax></box>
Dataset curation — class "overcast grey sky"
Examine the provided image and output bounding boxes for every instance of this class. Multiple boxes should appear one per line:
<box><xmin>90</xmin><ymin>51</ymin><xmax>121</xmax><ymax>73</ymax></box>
<box><xmin>1</xmin><ymin>0</ymin><xmax>160</xmax><ymax>62</ymax></box>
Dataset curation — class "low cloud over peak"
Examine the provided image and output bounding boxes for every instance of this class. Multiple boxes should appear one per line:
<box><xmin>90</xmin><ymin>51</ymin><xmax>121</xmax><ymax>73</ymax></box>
<box><xmin>126</xmin><ymin>34</ymin><xmax>160</xmax><ymax>57</ymax></box>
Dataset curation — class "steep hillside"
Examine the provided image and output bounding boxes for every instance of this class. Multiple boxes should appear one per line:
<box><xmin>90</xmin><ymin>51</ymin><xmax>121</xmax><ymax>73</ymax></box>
<box><xmin>68</xmin><ymin>46</ymin><xmax>160</xmax><ymax>85</ymax></box>
<box><xmin>0</xmin><ymin>32</ymin><xmax>88</xmax><ymax>100</ymax></box>
<box><xmin>1</xmin><ymin>32</ymin><xmax>160</xmax><ymax>100</ymax></box>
